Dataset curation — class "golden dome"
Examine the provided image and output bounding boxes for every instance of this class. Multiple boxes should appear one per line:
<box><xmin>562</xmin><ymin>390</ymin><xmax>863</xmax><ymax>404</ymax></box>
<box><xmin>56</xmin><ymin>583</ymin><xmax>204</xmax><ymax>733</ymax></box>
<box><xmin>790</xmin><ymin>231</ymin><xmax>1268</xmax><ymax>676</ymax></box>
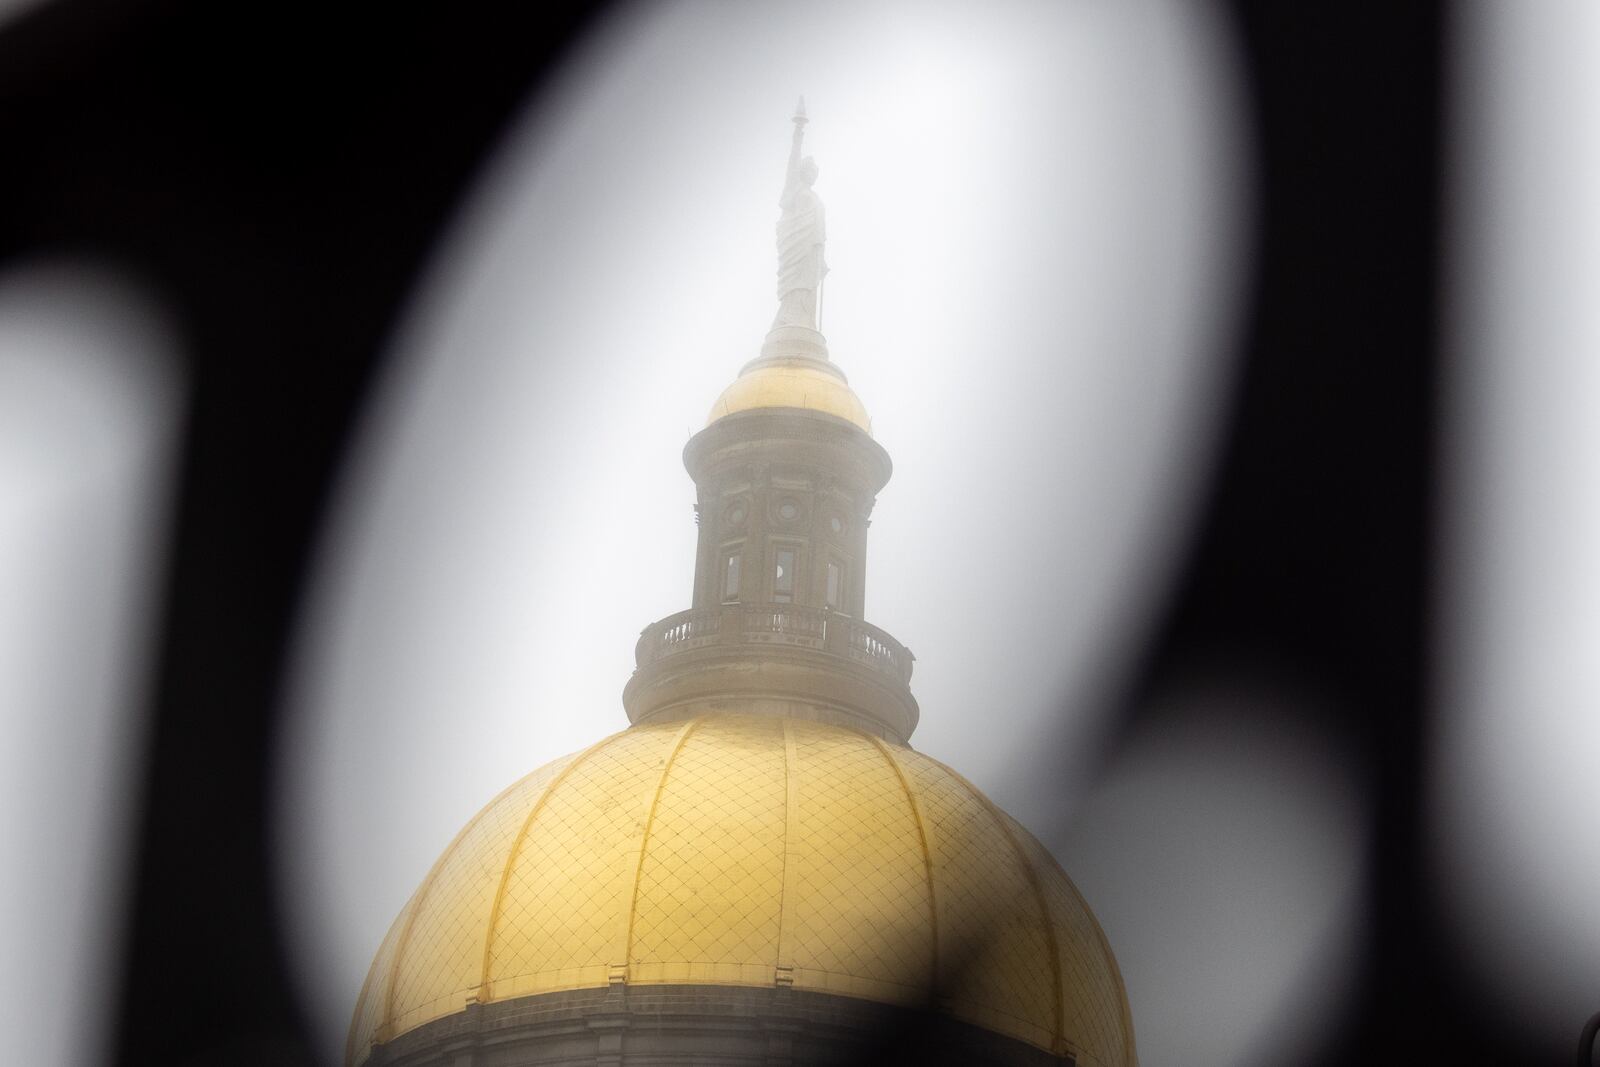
<box><xmin>707</xmin><ymin>360</ymin><xmax>872</xmax><ymax>433</ymax></box>
<box><xmin>347</xmin><ymin>715</ymin><xmax>1135</xmax><ymax>1067</ymax></box>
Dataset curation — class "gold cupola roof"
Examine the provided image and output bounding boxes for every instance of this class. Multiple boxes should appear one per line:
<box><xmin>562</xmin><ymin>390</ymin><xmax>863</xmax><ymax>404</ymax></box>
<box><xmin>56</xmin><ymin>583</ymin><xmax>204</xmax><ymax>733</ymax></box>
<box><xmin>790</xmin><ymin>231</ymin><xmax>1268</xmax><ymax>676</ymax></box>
<box><xmin>706</xmin><ymin>352</ymin><xmax>871</xmax><ymax>433</ymax></box>
<box><xmin>347</xmin><ymin>715</ymin><xmax>1136</xmax><ymax>1067</ymax></box>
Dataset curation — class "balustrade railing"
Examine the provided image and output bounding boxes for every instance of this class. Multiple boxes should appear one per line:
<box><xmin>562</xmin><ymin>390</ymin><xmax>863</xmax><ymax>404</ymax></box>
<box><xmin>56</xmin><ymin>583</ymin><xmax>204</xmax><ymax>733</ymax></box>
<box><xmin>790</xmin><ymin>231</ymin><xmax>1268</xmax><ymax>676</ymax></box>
<box><xmin>846</xmin><ymin>622</ymin><xmax>900</xmax><ymax>673</ymax></box>
<box><xmin>634</xmin><ymin>603</ymin><xmax>913</xmax><ymax>684</ymax></box>
<box><xmin>744</xmin><ymin>606</ymin><xmax>827</xmax><ymax>646</ymax></box>
<box><xmin>635</xmin><ymin>608</ymin><xmax>722</xmax><ymax>664</ymax></box>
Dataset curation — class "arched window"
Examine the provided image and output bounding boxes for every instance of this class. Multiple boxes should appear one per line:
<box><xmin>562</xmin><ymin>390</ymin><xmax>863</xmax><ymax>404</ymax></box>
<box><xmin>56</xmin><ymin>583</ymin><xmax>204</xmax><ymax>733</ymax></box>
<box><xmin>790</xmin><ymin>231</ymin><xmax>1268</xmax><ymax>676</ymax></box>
<box><xmin>773</xmin><ymin>546</ymin><xmax>796</xmax><ymax>603</ymax></box>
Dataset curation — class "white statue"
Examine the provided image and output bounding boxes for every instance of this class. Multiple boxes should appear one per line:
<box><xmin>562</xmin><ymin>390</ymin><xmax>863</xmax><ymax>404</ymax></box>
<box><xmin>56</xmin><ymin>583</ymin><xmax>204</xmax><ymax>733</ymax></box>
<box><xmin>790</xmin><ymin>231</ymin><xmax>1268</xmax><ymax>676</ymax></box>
<box><xmin>771</xmin><ymin>98</ymin><xmax>828</xmax><ymax>331</ymax></box>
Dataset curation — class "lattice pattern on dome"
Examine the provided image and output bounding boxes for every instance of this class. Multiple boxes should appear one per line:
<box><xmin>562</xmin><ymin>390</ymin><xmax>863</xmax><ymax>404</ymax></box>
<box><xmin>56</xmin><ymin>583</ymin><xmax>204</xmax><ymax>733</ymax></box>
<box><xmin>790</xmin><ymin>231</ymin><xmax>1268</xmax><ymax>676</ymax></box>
<box><xmin>351</xmin><ymin>717</ymin><xmax>1135</xmax><ymax>1066</ymax></box>
<box><xmin>789</xmin><ymin>721</ymin><xmax>934</xmax><ymax>1000</ymax></box>
<box><xmin>485</xmin><ymin>724</ymin><xmax>680</xmax><ymax>999</ymax></box>
<box><xmin>380</xmin><ymin>753</ymin><xmax>577</xmax><ymax>1041</ymax></box>
<box><xmin>1007</xmin><ymin>811</ymin><xmax>1136</xmax><ymax>1067</ymax></box>
<box><xmin>900</xmin><ymin>749</ymin><xmax>1060</xmax><ymax>1051</ymax></box>
<box><xmin>628</xmin><ymin>715</ymin><xmax>787</xmax><ymax>984</ymax></box>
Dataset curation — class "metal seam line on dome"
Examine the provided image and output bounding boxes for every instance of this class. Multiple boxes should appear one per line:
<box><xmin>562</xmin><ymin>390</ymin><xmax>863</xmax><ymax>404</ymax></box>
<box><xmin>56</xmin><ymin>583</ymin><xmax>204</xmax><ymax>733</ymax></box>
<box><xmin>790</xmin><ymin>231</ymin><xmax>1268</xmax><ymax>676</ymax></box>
<box><xmin>773</xmin><ymin>718</ymin><xmax>802</xmax><ymax>986</ymax></box>
<box><xmin>475</xmin><ymin>736</ymin><xmax>614</xmax><ymax>1002</ymax></box>
<box><xmin>345</xmin><ymin>899</ymin><xmax>394</xmax><ymax>1062</ymax></box>
<box><xmin>1027</xmin><ymin>822</ymin><xmax>1140</xmax><ymax>1067</ymax></box>
<box><xmin>619</xmin><ymin>718</ymin><xmax>700</xmax><ymax>981</ymax></box>
<box><xmin>866</xmin><ymin>735</ymin><xmax>942</xmax><ymax>998</ymax></box>
<box><xmin>941</xmin><ymin>759</ymin><xmax>1069</xmax><ymax>1058</ymax></box>
<box><xmin>377</xmin><ymin>757</ymin><xmax>554</xmax><ymax>1044</ymax></box>
<box><xmin>345</xmin><ymin>895</ymin><xmax>411</xmax><ymax>1064</ymax></box>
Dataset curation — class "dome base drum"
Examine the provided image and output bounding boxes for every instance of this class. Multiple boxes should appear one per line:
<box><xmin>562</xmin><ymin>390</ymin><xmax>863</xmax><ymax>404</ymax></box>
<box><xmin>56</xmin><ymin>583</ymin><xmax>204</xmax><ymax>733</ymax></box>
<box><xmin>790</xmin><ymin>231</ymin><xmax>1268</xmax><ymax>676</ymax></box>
<box><xmin>361</xmin><ymin>983</ymin><xmax>1074</xmax><ymax>1067</ymax></box>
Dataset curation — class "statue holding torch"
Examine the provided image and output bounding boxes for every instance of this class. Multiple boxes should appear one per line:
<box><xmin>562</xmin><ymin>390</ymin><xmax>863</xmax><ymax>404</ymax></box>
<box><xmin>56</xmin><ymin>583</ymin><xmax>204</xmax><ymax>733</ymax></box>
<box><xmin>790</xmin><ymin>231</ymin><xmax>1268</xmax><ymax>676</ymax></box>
<box><xmin>771</xmin><ymin>97</ymin><xmax>828</xmax><ymax>331</ymax></box>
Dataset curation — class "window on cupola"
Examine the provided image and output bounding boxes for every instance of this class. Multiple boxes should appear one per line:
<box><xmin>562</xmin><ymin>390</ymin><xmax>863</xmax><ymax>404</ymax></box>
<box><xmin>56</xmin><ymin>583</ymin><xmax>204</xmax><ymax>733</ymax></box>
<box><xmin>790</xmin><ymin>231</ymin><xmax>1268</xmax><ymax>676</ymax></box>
<box><xmin>773</xmin><ymin>547</ymin><xmax>796</xmax><ymax>603</ymax></box>
<box><xmin>722</xmin><ymin>552</ymin><xmax>741</xmax><ymax>602</ymax></box>
<box><xmin>825</xmin><ymin>560</ymin><xmax>843</xmax><ymax>610</ymax></box>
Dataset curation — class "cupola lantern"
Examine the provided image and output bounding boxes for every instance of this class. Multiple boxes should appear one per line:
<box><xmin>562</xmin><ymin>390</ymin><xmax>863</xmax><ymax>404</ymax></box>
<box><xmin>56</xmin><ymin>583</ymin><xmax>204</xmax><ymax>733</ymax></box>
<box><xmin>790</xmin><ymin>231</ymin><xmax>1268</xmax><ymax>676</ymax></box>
<box><xmin>623</xmin><ymin>106</ymin><xmax>917</xmax><ymax>744</ymax></box>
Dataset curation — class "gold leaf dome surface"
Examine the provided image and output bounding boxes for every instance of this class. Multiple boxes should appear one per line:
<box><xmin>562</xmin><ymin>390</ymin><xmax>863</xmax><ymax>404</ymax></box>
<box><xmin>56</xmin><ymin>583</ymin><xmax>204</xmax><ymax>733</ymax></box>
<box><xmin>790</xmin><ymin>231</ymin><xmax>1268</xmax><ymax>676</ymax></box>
<box><xmin>707</xmin><ymin>361</ymin><xmax>872</xmax><ymax>432</ymax></box>
<box><xmin>348</xmin><ymin>715</ymin><xmax>1135</xmax><ymax>1066</ymax></box>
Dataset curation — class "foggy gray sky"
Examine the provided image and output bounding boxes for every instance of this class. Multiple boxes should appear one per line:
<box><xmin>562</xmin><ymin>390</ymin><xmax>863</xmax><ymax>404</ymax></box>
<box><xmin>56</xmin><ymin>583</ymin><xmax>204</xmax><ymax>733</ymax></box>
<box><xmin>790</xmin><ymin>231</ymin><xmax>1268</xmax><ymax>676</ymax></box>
<box><xmin>0</xmin><ymin>3</ymin><xmax>1591</xmax><ymax>1066</ymax></box>
<box><xmin>276</xmin><ymin>2</ymin><xmax>1264</xmax><ymax>1063</ymax></box>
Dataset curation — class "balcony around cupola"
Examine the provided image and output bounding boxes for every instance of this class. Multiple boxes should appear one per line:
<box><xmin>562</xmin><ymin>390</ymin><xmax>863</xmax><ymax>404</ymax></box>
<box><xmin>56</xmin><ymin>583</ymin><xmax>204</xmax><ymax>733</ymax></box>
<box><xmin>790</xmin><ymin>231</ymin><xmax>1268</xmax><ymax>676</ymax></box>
<box><xmin>622</xmin><ymin>100</ymin><xmax>918</xmax><ymax>745</ymax></box>
<box><xmin>350</xmin><ymin>104</ymin><xmax>1137</xmax><ymax>1067</ymax></box>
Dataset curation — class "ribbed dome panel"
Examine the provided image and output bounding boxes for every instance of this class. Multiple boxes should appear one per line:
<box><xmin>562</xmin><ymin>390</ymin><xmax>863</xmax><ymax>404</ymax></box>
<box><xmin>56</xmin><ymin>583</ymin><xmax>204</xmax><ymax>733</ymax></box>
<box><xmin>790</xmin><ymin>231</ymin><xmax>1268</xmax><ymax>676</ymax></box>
<box><xmin>348</xmin><ymin>715</ymin><xmax>1134</xmax><ymax>1067</ymax></box>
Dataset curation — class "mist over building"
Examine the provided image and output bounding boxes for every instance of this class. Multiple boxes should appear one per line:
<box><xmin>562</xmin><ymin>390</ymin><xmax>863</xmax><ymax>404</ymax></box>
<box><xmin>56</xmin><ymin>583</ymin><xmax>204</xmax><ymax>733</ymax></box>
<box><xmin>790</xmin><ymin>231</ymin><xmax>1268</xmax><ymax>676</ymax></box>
<box><xmin>344</xmin><ymin>107</ymin><xmax>1136</xmax><ymax>1067</ymax></box>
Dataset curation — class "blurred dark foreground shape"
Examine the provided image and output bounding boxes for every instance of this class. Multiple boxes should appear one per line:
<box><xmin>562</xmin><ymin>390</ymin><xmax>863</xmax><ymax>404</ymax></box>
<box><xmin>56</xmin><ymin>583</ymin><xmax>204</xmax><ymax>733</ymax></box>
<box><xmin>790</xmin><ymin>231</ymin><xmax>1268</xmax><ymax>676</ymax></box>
<box><xmin>6</xmin><ymin>0</ymin><xmax>1588</xmax><ymax>1064</ymax></box>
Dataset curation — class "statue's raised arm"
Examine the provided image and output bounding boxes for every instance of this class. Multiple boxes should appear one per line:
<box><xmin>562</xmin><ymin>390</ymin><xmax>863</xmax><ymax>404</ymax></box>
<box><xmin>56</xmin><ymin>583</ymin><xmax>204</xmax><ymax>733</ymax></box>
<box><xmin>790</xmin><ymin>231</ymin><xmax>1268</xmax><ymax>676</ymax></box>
<box><xmin>779</xmin><ymin>109</ymin><xmax>807</xmax><ymax>210</ymax></box>
<box><xmin>771</xmin><ymin>98</ymin><xmax>828</xmax><ymax>332</ymax></box>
